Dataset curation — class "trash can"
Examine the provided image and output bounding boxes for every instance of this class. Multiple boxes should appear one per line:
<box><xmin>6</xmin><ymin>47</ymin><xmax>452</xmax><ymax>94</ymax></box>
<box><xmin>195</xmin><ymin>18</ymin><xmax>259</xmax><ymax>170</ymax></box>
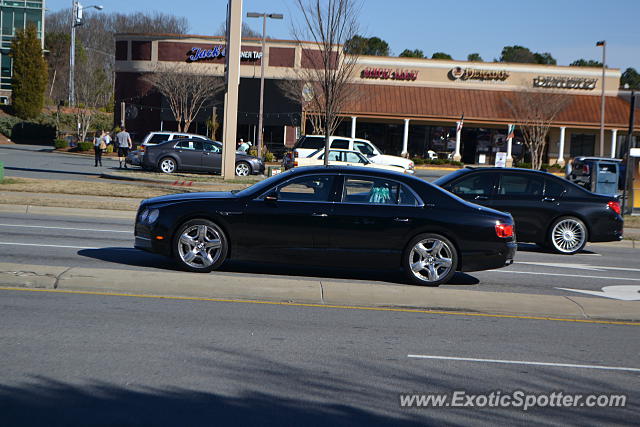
<box><xmin>267</xmin><ymin>166</ymin><xmax>283</xmax><ymax>177</ymax></box>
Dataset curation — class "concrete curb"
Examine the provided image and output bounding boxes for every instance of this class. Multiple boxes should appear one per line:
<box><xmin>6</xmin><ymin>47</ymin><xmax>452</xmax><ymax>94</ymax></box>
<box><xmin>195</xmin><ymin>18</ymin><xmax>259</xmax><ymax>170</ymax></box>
<box><xmin>0</xmin><ymin>203</ymin><xmax>136</xmax><ymax>219</ymax></box>
<box><xmin>0</xmin><ymin>263</ymin><xmax>637</xmax><ymax>323</ymax></box>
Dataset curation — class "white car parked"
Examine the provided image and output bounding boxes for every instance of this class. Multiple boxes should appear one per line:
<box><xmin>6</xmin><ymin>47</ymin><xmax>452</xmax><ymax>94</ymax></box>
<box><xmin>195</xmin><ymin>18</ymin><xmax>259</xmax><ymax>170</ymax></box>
<box><xmin>294</xmin><ymin>149</ymin><xmax>409</xmax><ymax>173</ymax></box>
<box><xmin>285</xmin><ymin>135</ymin><xmax>414</xmax><ymax>173</ymax></box>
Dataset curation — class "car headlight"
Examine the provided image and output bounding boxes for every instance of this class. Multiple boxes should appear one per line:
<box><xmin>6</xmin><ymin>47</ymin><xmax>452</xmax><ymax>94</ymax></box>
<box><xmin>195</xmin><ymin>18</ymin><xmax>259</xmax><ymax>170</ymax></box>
<box><xmin>147</xmin><ymin>209</ymin><xmax>160</xmax><ymax>224</ymax></box>
<box><xmin>139</xmin><ymin>208</ymin><xmax>149</xmax><ymax>223</ymax></box>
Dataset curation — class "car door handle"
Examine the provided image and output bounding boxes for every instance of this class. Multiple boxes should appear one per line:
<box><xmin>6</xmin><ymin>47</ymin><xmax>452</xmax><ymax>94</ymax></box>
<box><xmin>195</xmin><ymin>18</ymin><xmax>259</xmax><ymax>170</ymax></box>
<box><xmin>394</xmin><ymin>218</ymin><xmax>410</xmax><ymax>222</ymax></box>
<box><xmin>474</xmin><ymin>195</ymin><xmax>489</xmax><ymax>200</ymax></box>
<box><xmin>543</xmin><ymin>197</ymin><xmax>556</xmax><ymax>202</ymax></box>
<box><xmin>312</xmin><ymin>213</ymin><xmax>328</xmax><ymax>217</ymax></box>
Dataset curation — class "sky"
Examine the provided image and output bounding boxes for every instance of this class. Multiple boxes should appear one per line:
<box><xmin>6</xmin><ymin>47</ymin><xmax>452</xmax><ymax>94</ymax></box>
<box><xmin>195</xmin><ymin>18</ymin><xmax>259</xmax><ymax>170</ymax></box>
<box><xmin>46</xmin><ymin>0</ymin><xmax>640</xmax><ymax>71</ymax></box>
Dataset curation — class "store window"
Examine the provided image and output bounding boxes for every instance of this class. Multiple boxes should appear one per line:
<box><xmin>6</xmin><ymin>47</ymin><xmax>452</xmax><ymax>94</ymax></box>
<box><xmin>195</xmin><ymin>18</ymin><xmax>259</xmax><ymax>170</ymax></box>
<box><xmin>570</xmin><ymin>134</ymin><xmax>595</xmax><ymax>157</ymax></box>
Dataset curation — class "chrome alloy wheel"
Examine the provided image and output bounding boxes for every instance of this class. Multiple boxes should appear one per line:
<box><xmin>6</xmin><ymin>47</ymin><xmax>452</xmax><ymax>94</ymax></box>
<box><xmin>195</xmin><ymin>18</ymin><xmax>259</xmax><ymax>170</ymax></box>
<box><xmin>160</xmin><ymin>158</ymin><xmax>176</xmax><ymax>173</ymax></box>
<box><xmin>409</xmin><ymin>238</ymin><xmax>454</xmax><ymax>284</ymax></box>
<box><xmin>177</xmin><ymin>224</ymin><xmax>223</xmax><ymax>269</ymax></box>
<box><xmin>235</xmin><ymin>162</ymin><xmax>251</xmax><ymax>176</ymax></box>
<box><xmin>551</xmin><ymin>218</ymin><xmax>586</xmax><ymax>254</ymax></box>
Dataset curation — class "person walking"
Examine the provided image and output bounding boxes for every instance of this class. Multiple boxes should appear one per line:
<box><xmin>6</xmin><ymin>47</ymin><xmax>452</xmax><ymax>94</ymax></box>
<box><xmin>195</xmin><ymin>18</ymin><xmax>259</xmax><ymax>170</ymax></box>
<box><xmin>103</xmin><ymin>130</ymin><xmax>112</xmax><ymax>151</ymax></box>
<box><xmin>116</xmin><ymin>127</ymin><xmax>132</xmax><ymax>169</ymax></box>
<box><xmin>94</xmin><ymin>130</ymin><xmax>106</xmax><ymax>167</ymax></box>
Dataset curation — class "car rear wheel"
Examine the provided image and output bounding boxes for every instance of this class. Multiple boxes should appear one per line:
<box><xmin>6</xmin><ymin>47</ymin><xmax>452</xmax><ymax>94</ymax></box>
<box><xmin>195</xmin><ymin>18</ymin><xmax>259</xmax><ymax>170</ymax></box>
<box><xmin>403</xmin><ymin>233</ymin><xmax>457</xmax><ymax>286</ymax></box>
<box><xmin>174</xmin><ymin>219</ymin><xmax>228</xmax><ymax>272</ymax></box>
<box><xmin>235</xmin><ymin>161</ymin><xmax>251</xmax><ymax>176</ymax></box>
<box><xmin>159</xmin><ymin>157</ymin><xmax>177</xmax><ymax>174</ymax></box>
<box><xmin>548</xmin><ymin>216</ymin><xmax>587</xmax><ymax>255</ymax></box>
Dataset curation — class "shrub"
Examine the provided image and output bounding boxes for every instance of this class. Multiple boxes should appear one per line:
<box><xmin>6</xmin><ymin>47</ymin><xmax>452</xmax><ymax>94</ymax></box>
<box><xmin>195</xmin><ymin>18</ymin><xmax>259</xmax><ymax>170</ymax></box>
<box><xmin>449</xmin><ymin>160</ymin><xmax>464</xmax><ymax>167</ymax></box>
<box><xmin>263</xmin><ymin>150</ymin><xmax>275</xmax><ymax>162</ymax></box>
<box><xmin>54</xmin><ymin>139</ymin><xmax>68</xmax><ymax>149</ymax></box>
<box><xmin>248</xmin><ymin>148</ymin><xmax>258</xmax><ymax>157</ymax></box>
<box><xmin>77</xmin><ymin>141</ymin><xmax>93</xmax><ymax>152</ymax></box>
<box><xmin>105</xmin><ymin>144</ymin><xmax>114</xmax><ymax>153</ymax></box>
<box><xmin>515</xmin><ymin>161</ymin><xmax>532</xmax><ymax>169</ymax></box>
<box><xmin>411</xmin><ymin>157</ymin><xmax>425</xmax><ymax>165</ymax></box>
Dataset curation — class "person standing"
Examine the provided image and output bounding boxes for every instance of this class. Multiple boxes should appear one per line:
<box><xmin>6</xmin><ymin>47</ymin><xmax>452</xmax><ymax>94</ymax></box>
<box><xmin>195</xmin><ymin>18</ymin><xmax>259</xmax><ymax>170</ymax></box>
<box><xmin>116</xmin><ymin>127</ymin><xmax>132</xmax><ymax>169</ymax></box>
<box><xmin>103</xmin><ymin>130</ymin><xmax>112</xmax><ymax>151</ymax></box>
<box><xmin>237</xmin><ymin>138</ymin><xmax>249</xmax><ymax>152</ymax></box>
<box><xmin>94</xmin><ymin>130</ymin><xmax>106</xmax><ymax>167</ymax></box>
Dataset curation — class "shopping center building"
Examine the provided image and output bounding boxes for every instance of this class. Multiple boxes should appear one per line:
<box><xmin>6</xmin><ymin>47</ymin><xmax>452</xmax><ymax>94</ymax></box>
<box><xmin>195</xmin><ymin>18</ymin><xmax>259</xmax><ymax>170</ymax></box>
<box><xmin>114</xmin><ymin>33</ymin><xmax>638</xmax><ymax>166</ymax></box>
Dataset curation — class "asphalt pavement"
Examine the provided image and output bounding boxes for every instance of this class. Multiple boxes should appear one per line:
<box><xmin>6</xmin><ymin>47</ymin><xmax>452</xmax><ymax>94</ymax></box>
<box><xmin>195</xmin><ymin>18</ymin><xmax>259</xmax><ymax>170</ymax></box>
<box><xmin>0</xmin><ymin>211</ymin><xmax>637</xmax><ymax>298</ymax></box>
<box><xmin>1</xmin><ymin>288</ymin><xmax>638</xmax><ymax>426</ymax></box>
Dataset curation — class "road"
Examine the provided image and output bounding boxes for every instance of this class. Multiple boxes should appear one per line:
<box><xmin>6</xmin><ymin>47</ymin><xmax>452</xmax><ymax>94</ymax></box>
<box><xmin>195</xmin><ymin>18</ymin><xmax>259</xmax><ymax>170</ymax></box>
<box><xmin>0</xmin><ymin>144</ymin><xmax>119</xmax><ymax>181</ymax></box>
<box><xmin>0</xmin><ymin>143</ymin><xmax>451</xmax><ymax>182</ymax></box>
<box><xmin>1</xmin><ymin>288</ymin><xmax>637</xmax><ymax>425</ymax></box>
<box><xmin>0</xmin><ymin>211</ymin><xmax>638</xmax><ymax>297</ymax></box>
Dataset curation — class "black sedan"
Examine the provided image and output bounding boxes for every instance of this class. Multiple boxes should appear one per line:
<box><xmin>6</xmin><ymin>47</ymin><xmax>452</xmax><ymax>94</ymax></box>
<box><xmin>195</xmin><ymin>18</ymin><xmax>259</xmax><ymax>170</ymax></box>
<box><xmin>141</xmin><ymin>138</ymin><xmax>265</xmax><ymax>176</ymax></box>
<box><xmin>135</xmin><ymin>166</ymin><xmax>516</xmax><ymax>286</ymax></box>
<box><xmin>434</xmin><ymin>167</ymin><xmax>623</xmax><ymax>255</ymax></box>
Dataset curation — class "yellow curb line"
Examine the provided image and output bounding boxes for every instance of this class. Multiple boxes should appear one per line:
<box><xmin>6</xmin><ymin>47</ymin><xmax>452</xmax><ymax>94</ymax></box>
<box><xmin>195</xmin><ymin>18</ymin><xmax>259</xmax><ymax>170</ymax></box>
<box><xmin>1</xmin><ymin>286</ymin><xmax>638</xmax><ymax>326</ymax></box>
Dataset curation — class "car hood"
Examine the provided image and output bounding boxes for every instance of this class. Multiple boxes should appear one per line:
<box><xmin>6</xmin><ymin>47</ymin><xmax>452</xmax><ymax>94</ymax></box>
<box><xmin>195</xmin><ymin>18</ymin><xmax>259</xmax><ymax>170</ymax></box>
<box><xmin>143</xmin><ymin>191</ymin><xmax>236</xmax><ymax>206</ymax></box>
<box><xmin>370</xmin><ymin>154</ymin><xmax>412</xmax><ymax>168</ymax></box>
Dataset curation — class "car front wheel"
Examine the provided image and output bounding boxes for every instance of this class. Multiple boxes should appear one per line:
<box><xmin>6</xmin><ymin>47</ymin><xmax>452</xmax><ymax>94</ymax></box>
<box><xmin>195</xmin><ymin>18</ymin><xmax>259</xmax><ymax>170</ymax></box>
<box><xmin>235</xmin><ymin>161</ymin><xmax>251</xmax><ymax>176</ymax></box>
<box><xmin>548</xmin><ymin>216</ymin><xmax>587</xmax><ymax>255</ymax></box>
<box><xmin>159</xmin><ymin>157</ymin><xmax>177</xmax><ymax>174</ymax></box>
<box><xmin>403</xmin><ymin>233</ymin><xmax>457</xmax><ymax>286</ymax></box>
<box><xmin>174</xmin><ymin>219</ymin><xmax>228</xmax><ymax>272</ymax></box>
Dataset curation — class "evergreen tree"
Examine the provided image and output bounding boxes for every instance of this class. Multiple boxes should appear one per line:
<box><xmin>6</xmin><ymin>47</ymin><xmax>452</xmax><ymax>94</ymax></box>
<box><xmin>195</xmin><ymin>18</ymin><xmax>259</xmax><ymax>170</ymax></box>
<box><xmin>10</xmin><ymin>24</ymin><xmax>47</xmax><ymax>119</ymax></box>
<box><xmin>432</xmin><ymin>52</ymin><xmax>453</xmax><ymax>60</ymax></box>
<box><xmin>399</xmin><ymin>49</ymin><xmax>424</xmax><ymax>58</ymax></box>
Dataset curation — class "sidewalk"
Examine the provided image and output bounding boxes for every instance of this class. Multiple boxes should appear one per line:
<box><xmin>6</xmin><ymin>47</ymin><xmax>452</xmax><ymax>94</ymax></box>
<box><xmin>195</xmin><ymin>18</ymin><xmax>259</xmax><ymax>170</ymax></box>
<box><xmin>0</xmin><ymin>262</ymin><xmax>637</xmax><ymax>323</ymax></box>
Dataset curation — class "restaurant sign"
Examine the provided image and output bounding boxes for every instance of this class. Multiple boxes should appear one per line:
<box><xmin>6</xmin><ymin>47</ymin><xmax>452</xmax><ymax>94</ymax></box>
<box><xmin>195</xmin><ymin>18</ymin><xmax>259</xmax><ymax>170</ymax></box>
<box><xmin>533</xmin><ymin>76</ymin><xmax>596</xmax><ymax>90</ymax></box>
<box><xmin>361</xmin><ymin>68</ymin><xmax>418</xmax><ymax>81</ymax></box>
<box><xmin>188</xmin><ymin>46</ymin><xmax>262</xmax><ymax>62</ymax></box>
<box><xmin>450</xmin><ymin>67</ymin><xmax>509</xmax><ymax>81</ymax></box>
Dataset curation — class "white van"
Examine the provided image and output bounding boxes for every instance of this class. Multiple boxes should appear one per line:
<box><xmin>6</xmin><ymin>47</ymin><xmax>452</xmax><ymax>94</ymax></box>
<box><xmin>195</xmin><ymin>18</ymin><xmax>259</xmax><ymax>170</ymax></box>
<box><xmin>285</xmin><ymin>135</ymin><xmax>414</xmax><ymax>173</ymax></box>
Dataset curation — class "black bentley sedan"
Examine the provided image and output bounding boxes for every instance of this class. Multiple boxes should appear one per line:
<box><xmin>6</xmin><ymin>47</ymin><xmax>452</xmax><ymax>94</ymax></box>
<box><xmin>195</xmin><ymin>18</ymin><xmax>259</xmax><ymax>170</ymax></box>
<box><xmin>141</xmin><ymin>138</ymin><xmax>265</xmax><ymax>176</ymax></box>
<box><xmin>434</xmin><ymin>167</ymin><xmax>623</xmax><ymax>255</ymax></box>
<box><xmin>135</xmin><ymin>166</ymin><xmax>516</xmax><ymax>286</ymax></box>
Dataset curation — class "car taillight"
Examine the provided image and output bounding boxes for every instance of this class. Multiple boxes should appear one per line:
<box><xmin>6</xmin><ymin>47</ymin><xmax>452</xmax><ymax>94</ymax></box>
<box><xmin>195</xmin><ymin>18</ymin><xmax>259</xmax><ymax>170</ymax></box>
<box><xmin>140</xmin><ymin>145</ymin><xmax>145</xmax><ymax>152</ymax></box>
<box><xmin>582</xmin><ymin>164</ymin><xmax>590</xmax><ymax>174</ymax></box>
<box><xmin>294</xmin><ymin>151</ymin><xmax>299</xmax><ymax>158</ymax></box>
<box><xmin>495</xmin><ymin>223</ymin><xmax>514</xmax><ymax>238</ymax></box>
<box><xmin>607</xmin><ymin>201</ymin><xmax>621</xmax><ymax>215</ymax></box>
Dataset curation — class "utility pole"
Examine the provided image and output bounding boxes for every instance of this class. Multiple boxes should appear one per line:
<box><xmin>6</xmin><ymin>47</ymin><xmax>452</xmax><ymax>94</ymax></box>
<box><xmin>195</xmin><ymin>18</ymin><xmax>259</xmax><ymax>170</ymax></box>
<box><xmin>597</xmin><ymin>40</ymin><xmax>606</xmax><ymax>156</ymax></box>
<box><xmin>622</xmin><ymin>87</ymin><xmax>636</xmax><ymax>215</ymax></box>
<box><xmin>246</xmin><ymin>12</ymin><xmax>283</xmax><ymax>157</ymax></box>
<box><xmin>69</xmin><ymin>1</ymin><xmax>104</xmax><ymax>106</ymax></box>
<box><xmin>222</xmin><ymin>0</ymin><xmax>243</xmax><ymax>180</ymax></box>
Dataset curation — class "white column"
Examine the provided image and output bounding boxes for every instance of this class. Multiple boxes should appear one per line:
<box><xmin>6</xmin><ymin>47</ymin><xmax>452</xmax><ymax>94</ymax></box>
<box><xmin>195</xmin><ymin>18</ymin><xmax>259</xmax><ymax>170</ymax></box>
<box><xmin>610</xmin><ymin>129</ymin><xmax>618</xmax><ymax>158</ymax></box>
<box><xmin>350</xmin><ymin>116</ymin><xmax>357</xmax><ymax>139</ymax></box>
<box><xmin>557</xmin><ymin>126</ymin><xmax>566</xmax><ymax>166</ymax></box>
<box><xmin>402</xmin><ymin>118</ymin><xmax>409</xmax><ymax>157</ymax></box>
<box><xmin>506</xmin><ymin>124</ymin><xmax>514</xmax><ymax>167</ymax></box>
<box><xmin>453</xmin><ymin>122</ymin><xmax>462</xmax><ymax>162</ymax></box>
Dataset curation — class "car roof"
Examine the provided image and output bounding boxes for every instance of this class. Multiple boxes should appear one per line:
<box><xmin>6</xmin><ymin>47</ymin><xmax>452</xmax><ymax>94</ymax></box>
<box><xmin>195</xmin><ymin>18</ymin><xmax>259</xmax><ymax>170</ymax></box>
<box><xmin>573</xmin><ymin>156</ymin><xmax>623</xmax><ymax>162</ymax></box>
<box><xmin>288</xmin><ymin>165</ymin><xmax>413</xmax><ymax>180</ymax></box>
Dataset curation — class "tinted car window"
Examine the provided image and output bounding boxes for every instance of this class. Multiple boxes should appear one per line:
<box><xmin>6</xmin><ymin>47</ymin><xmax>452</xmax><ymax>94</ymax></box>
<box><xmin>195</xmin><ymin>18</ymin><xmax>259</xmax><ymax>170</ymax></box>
<box><xmin>297</xmin><ymin>136</ymin><xmax>324</xmax><ymax>149</ymax></box>
<box><xmin>175</xmin><ymin>141</ymin><xmax>192</xmax><ymax>150</ymax></box>
<box><xmin>545</xmin><ymin>177</ymin><xmax>566</xmax><ymax>197</ymax></box>
<box><xmin>332</xmin><ymin>139</ymin><xmax>350</xmax><ymax>149</ymax></box>
<box><xmin>277</xmin><ymin>175</ymin><xmax>334</xmax><ymax>202</ymax></box>
<box><xmin>192</xmin><ymin>140</ymin><xmax>204</xmax><ymax>151</ymax></box>
<box><xmin>148</xmin><ymin>134</ymin><xmax>170</xmax><ymax>144</ymax></box>
<box><xmin>354</xmin><ymin>141</ymin><xmax>375</xmax><ymax>156</ymax></box>
<box><xmin>498</xmin><ymin>173</ymin><xmax>543</xmax><ymax>196</ymax></box>
<box><xmin>448</xmin><ymin>173</ymin><xmax>495</xmax><ymax>196</ymax></box>
<box><xmin>204</xmin><ymin>142</ymin><xmax>221</xmax><ymax>153</ymax></box>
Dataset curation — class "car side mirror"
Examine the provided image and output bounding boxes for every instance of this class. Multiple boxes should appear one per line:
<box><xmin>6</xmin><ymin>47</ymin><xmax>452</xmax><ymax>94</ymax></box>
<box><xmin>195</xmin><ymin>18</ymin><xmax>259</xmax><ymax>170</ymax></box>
<box><xmin>264</xmin><ymin>193</ymin><xmax>278</xmax><ymax>203</ymax></box>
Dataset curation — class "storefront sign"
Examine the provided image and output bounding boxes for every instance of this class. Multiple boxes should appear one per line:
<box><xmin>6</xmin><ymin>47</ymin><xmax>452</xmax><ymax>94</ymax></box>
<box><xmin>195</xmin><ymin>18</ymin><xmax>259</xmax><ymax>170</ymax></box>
<box><xmin>188</xmin><ymin>46</ymin><xmax>262</xmax><ymax>62</ymax></box>
<box><xmin>449</xmin><ymin>67</ymin><xmax>509</xmax><ymax>81</ymax></box>
<box><xmin>361</xmin><ymin>68</ymin><xmax>418</xmax><ymax>81</ymax></box>
<box><xmin>533</xmin><ymin>76</ymin><xmax>597</xmax><ymax>90</ymax></box>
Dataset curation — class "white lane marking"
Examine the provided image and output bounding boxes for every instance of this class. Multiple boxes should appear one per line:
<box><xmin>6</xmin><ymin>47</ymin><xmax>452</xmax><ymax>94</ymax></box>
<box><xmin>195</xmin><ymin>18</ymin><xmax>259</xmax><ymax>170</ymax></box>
<box><xmin>407</xmin><ymin>354</ymin><xmax>640</xmax><ymax>373</ymax></box>
<box><xmin>0</xmin><ymin>242</ymin><xmax>97</xmax><ymax>249</ymax></box>
<box><xmin>0</xmin><ymin>223</ymin><xmax>130</xmax><ymax>234</ymax></box>
<box><xmin>557</xmin><ymin>286</ymin><xmax>640</xmax><ymax>301</ymax></box>
<box><xmin>493</xmin><ymin>270</ymin><xmax>640</xmax><ymax>282</ymax></box>
<box><xmin>518</xmin><ymin>261</ymin><xmax>640</xmax><ymax>273</ymax></box>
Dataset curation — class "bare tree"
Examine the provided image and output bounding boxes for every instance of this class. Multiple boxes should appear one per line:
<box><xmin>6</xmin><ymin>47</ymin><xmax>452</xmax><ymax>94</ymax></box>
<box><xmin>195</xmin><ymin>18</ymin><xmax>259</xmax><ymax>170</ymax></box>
<box><xmin>505</xmin><ymin>89</ymin><xmax>571</xmax><ymax>170</ymax></box>
<box><xmin>292</xmin><ymin>0</ymin><xmax>362</xmax><ymax>165</ymax></box>
<box><xmin>75</xmin><ymin>54</ymin><xmax>111</xmax><ymax>142</ymax></box>
<box><xmin>143</xmin><ymin>63</ymin><xmax>224</xmax><ymax>132</ymax></box>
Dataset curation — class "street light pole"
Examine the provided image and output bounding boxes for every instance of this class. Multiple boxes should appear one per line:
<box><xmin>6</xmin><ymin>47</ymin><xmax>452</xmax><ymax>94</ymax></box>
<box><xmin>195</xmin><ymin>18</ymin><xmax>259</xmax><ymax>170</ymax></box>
<box><xmin>597</xmin><ymin>40</ymin><xmax>606</xmax><ymax>156</ymax></box>
<box><xmin>247</xmin><ymin>12</ymin><xmax>283</xmax><ymax>158</ymax></box>
<box><xmin>622</xmin><ymin>86</ymin><xmax>636</xmax><ymax>215</ymax></box>
<box><xmin>69</xmin><ymin>2</ymin><xmax>104</xmax><ymax>107</ymax></box>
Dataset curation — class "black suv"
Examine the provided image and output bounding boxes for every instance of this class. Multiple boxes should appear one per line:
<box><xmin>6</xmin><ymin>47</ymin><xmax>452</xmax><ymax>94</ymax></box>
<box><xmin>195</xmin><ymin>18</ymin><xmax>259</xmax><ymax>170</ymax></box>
<box><xmin>434</xmin><ymin>168</ymin><xmax>623</xmax><ymax>254</ymax></box>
